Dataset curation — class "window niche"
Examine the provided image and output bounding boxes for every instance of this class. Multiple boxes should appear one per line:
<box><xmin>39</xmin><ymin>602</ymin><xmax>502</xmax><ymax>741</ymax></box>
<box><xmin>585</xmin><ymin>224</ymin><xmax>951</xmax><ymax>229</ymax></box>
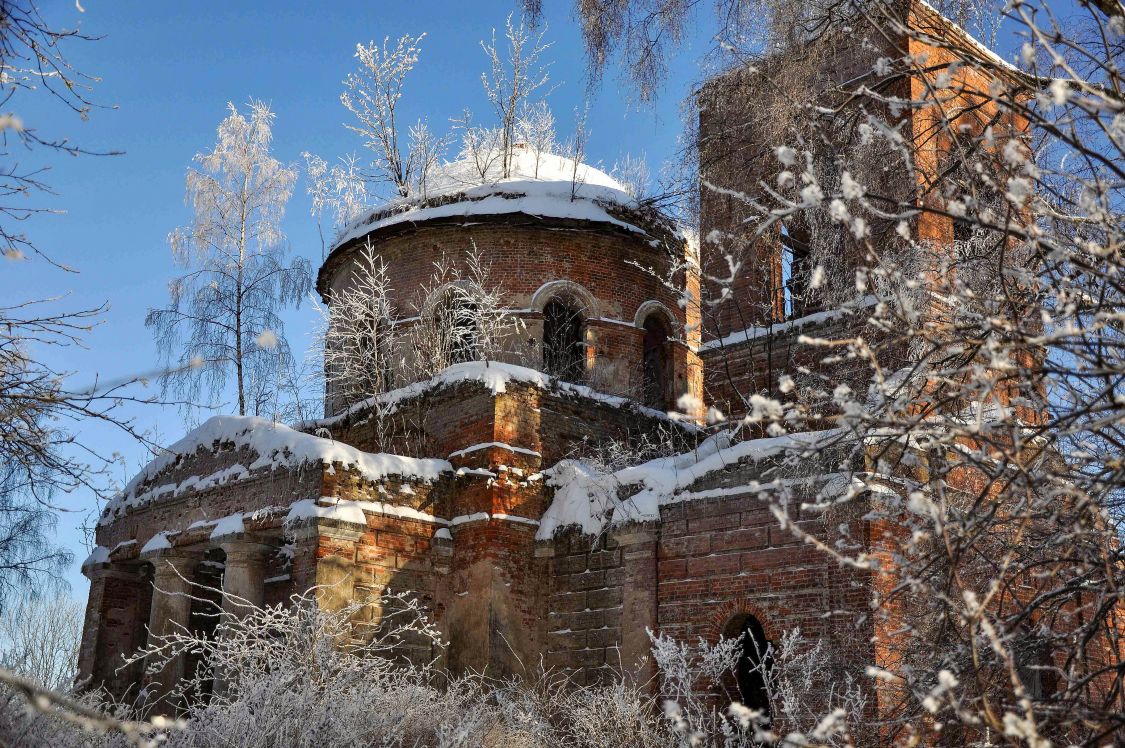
<box><xmin>641</xmin><ymin>313</ymin><xmax>671</xmax><ymax>410</ymax></box>
<box><xmin>779</xmin><ymin>221</ymin><xmax>813</xmax><ymax>321</ymax></box>
<box><xmin>542</xmin><ymin>297</ymin><xmax>586</xmax><ymax>382</ymax></box>
<box><xmin>433</xmin><ymin>290</ymin><xmax>480</xmax><ymax>365</ymax></box>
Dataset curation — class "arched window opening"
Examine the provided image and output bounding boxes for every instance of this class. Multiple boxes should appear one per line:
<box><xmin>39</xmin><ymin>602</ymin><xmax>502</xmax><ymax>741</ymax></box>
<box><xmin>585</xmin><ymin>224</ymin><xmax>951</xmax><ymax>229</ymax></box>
<box><xmin>1015</xmin><ymin>636</ymin><xmax>1057</xmax><ymax>701</ymax></box>
<box><xmin>434</xmin><ymin>293</ymin><xmax>479</xmax><ymax>365</ymax></box>
<box><xmin>186</xmin><ymin>548</ymin><xmax>225</xmax><ymax>704</ymax></box>
<box><xmin>642</xmin><ymin>314</ymin><xmax>671</xmax><ymax>410</ymax></box>
<box><xmin>542</xmin><ymin>298</ymin><xmax>585</xmax><ymax>381</ymax></box>
<box><xmin>780</xmin><ymin>223</ymin><xmax>812</xmax><ymax>320</ymax></box>
<box><xmin>735</xmin><ymin>615</ymin><xmax>773</xmax><ymax>720</ymax></box>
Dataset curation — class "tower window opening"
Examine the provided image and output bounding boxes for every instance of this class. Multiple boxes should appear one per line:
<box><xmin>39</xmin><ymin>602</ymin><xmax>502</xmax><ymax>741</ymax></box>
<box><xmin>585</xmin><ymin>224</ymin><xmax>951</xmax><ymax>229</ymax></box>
<box><xmin>542</xmin><ymin>298</ymin><xmax>586</xmax><ymax>381</ymax></box>
<box><xmin>734</xmin><ymin>615</ymin><xmax>774</xmax><ymax>721</ymax></box>
<box><xmin>953</xmin><ymin>217</ymin><xmax>974</xmax><ymax>245</ymax></box>
<box><xmin>642</xmin><ymin>314</ymin><xmax>671</xmax><ymax>410</ymax></box>
<box><xmin>434</xmin><ymin>294</ymin><xmax>479</xmax><ymax>365</ymax></box>
<box><xmin>780</xmin><ymin>224</ymin><xmax>812</xmax><ymax>320</ymax></box>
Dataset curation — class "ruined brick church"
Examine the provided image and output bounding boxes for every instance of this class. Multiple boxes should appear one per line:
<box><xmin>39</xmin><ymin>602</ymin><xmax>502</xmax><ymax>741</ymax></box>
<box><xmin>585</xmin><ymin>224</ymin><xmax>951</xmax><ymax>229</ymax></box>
<box><xmin>79</xmin><ymin>0</ymin><xmax>1014</xmax><ymax>720</ymax></box>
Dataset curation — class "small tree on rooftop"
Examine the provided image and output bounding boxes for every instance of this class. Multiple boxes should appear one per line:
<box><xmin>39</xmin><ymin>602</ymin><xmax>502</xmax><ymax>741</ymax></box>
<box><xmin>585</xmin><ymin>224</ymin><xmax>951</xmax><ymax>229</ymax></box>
<box><xmin>147</xmin><ymin>101</ymin><xmax>311</xmax><ymax>419</ymax></box>
<box><xmin>341</xmin><ymin>33</ymin><xmax>443</xmax><ymax>200</ymax></box>
<box><xmin>302</xmin><ymin>152</ymin><xmax>369</xmax><ymax>259</ymax></box>
<box><xmin>481</xmin><ymin>14</ymin><xmax>553</xmax><ymax>178</ymax></box>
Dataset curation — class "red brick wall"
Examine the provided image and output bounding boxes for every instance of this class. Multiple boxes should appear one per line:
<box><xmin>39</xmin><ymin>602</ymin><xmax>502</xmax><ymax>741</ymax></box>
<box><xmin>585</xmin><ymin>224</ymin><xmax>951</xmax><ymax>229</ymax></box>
<box><xmin>319</xmin><ymin>215</ymin><xmax>702</xmax><ymax>415</ymax></box>
<box><xmin>543</xmin><ymin>529</ymin><xmax>628</xmax><ymax>686</ymax></box>
<box><xmin>539</xmin><ymin>451</ymin><xmax>877</xmax><ymax>693</ymax></box>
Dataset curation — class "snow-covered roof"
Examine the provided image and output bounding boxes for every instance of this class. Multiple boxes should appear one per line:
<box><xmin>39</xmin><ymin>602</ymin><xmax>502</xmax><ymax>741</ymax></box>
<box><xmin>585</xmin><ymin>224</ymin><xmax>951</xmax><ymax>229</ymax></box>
<box><xmin>300</xmin><ymin>360</ymin><xmax>696</xmax><ymax>432</ymax></box>
<box><xmin>101</xmin><ymin>415</ymin><xmax>451</xmax><ymax>525</ymax></box>
<box><xmin>330</xmin><ymin>149</ymin><xmax>650</xmax><ymax>251</ymax></box>
<box><xmin>536</xmin><ymin>429</ymin><xmax>849</xmax><ymax>539</ymax></box>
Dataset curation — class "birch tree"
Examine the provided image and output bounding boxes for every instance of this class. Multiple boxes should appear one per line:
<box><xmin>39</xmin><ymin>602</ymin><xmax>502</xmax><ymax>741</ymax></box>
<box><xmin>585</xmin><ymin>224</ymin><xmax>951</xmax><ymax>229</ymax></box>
<box><xmin>302</xmin><ymin>152</ymin><xmax>368</xmax><ymax>259</ymax></box>
<box><xmin>0</xmin><ymin>3</ymin><xmax>163</xmax><ymax>602</ymax></box>
<box><xmin>340</xmin><ymin>33</ymin><xmax>428</xmax><ymax>198</ymax></box>
<box><xmin>0</xmin><ymin>593</ymin><xmax>81</xmax><ymax>692</ymax></box>
<box><xmin>147</xmin><ymin>101</ymin><xmax>311</xmax><ymax>418</ymax></box>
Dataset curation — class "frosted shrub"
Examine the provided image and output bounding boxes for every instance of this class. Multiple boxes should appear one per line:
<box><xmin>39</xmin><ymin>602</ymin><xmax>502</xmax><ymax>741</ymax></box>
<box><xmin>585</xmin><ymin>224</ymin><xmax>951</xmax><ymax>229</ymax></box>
<box><xmin>404</xmin><ymin>249</ymin><xmax>526</xmax><ymax>381</ymax></box>
<box><xmin>0</xmin><ymin>587</ymin><xmax>860</xmax><ymax>748</ymax></box>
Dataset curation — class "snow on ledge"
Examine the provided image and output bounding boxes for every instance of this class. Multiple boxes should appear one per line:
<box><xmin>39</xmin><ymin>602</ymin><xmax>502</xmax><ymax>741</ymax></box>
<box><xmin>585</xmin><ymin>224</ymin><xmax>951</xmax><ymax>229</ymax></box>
<box><xmin>82</xmin><ymin>545</ymin><xmax>111</xmax><ymax>569</ymax></box>
<box><xmin>536</xmin><ymin>429</ymin><xmax>844</xmax><ymax>540</ymax></box>
<box><xmin>284</xmin><ymin>499</ymin><xmax>538</xmax><ymax>530</ymax></box>
<box><xmin>699</xmin><ymin>296</ymin><xmax>878</xmax><ymax>352</ymax></box>
<box><xmin>448</xmin><ymin>442</ymin><xmax>542</xmax><ymax>460</ymax></box>
<box><xmin>140</xmin><ymin>532</ymin><xmax>173</xmax><ymax>554</ymax></box>
<box><xmin>304</xmin><ymin>360</ymin><xmax>693</xmax><ymax>431</ymax></box>
<box><xmin>286</xmin><ymin>498</ymin><xmax>450</xmax><ymax>527</ymax></box>
<box><xmin>102</xmin><ymin>416</ymin><xmax>452</xmax><ymax>526</ymax></box>
<box><xmin>209</xmin><ymin>513</ymin><xmax>246</xmax><ymax>540</ymax></box>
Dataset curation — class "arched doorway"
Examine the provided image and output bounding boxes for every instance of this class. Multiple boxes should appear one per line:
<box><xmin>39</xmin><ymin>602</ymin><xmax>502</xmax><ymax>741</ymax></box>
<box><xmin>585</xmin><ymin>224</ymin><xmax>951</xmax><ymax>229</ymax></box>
<box><xmin>542</xmin><ymin>297</ymin><xmax>585</xmax><ymax>381</ymax></box>
<box><xmin>733</xmin><ymin>615</ymin><xmax>773</xmax><ymax>719</ymax></box>
<box><xmin>642</xmin><ymin>314</ymin><xmax>671</xmax><ymax>409</ymax></box>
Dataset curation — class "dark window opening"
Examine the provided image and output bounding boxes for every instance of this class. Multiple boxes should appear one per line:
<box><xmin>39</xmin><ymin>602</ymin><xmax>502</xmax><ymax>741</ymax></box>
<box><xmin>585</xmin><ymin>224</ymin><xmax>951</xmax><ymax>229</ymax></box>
<box><xmin>953</xmin><ymin>217</ymin><xmax>973</xmax><ymax>245</ymax></box>
<box><xmin>436</xmin><ymin>294</ymin><xmax>479</xmax><ymax>365</ymax></box>
<box><xmin>735</xmin><ymin>616</ymin><xmax>773</xmax><ymax>721</ymax></box>
<box><xmin>642</xmin><ymin>315</ymin><xmax>671</xmax><ymax>410</ymax></box>
<box><xmin>542</xmin><ymin>299</ymin><xmax>586</xmax><ymax>381</ymax></box>
<box><xmin>134</xmin><ymin>564</ymin><xmax>154</xmax><ymax>653</ymax></box>
<box><xmin>186</xmin><ymin>548</ymin><xmax>225</xmax><ymax>704</ymax></box>
<box><xmin>780</xmin><ymin>224</ymin><xmax>812</xmax><ymax>320</ymax></box>
<box><xmin>1016</xmin><ymin>639</ymin><xmax>1058</xmax><ymax>702</ymax></box>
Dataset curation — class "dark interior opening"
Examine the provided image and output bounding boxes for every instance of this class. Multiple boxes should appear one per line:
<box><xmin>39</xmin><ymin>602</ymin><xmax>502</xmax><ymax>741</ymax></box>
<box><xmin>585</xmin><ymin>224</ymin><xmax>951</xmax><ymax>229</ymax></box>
<box><xmin>440</xmin><ymin>295</ymin><xmax>479</xmax><ymax>364</ymax></box>
<box><xmin>780</xmin><ymin>223</ymin><xmax>812</xmax><ymax>320</ymax></box>
<box><xmin>185</xmin><ymin>547</ymin><xmax>225</xmax><ymax>704</ymax></box>
<box><xmin>735</xmin><ymin>615</ymin><xmax>773</xmax><ymax>720</ymax></box>
<box><xmin>542</xmin><ymin>298</ymin><xmax>585</xmax><ymax>381</ymax></box>
<box><xmin>642</xmin><ymin>314</ymin><xmax>670</xmax><ymax>410</ymax></box>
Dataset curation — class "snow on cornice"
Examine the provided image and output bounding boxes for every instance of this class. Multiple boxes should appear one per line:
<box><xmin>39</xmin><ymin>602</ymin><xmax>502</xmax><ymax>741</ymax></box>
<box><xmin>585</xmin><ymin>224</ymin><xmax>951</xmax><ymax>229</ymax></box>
<box><xmin>101</xmin><ymin>415</ymin><xmax>452</xmax><ymax>526</ymax></box>
<box><xmin>300</xmin><ymin>360</ymin><xmax>697</xmax><ymax>433</ymax></box>
<box><xmin>911</xmin><ymin>0</ymin><xmax>1029</xmax><ymax>82</ymax></box>
<box><xmin>536</xmin><ymin>428</ymin><xmax>845</xmax><ymax>539</ymax></box>
<box><xmin>699</xmin><ymin>296</ymin><xmax>879</xmax><ymax>351</ymax></box>
<box><xmin>329</xmin><ymin>150</ymin><xmax>649</xmax><ymax>251</ymax></box>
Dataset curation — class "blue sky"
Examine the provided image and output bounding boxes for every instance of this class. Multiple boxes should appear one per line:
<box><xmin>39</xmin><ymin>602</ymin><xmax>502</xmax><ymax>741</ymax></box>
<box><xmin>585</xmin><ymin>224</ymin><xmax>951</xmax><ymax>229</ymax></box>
<box><xmin>1</xmin><ymin>1</ymin><xmax>708</xmax><ymax>597</ymax></box>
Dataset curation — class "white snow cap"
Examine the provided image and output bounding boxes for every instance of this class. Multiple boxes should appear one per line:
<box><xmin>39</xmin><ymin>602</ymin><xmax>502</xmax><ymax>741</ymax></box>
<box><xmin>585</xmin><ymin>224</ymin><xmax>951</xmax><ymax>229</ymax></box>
<box><xmin>536</xmin><ymin>429</ymin><xmax>839</xmax><ymax>540</ymax></box>
<box><xmin>332</xmin><ymin>149</ymin><xmax>649</xmax><ymax>250</ymax></box>
<box><xmin>102</xmin><ymin>415</ymin><xmax>451</xmax><ymax>525</ymax></box>
<box><xmin>424</xmin><ymin>149</ymin><xmax>631</xmax><ymax>200</ymax></box>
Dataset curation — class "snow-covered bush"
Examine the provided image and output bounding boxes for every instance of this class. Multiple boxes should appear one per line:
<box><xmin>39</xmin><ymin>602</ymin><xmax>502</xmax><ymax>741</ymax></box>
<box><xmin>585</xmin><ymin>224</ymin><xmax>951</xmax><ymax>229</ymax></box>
<box><xmin>0</xmin><ymin>581</ymin><xmax>862</xmax><ymax>747</ymax></box>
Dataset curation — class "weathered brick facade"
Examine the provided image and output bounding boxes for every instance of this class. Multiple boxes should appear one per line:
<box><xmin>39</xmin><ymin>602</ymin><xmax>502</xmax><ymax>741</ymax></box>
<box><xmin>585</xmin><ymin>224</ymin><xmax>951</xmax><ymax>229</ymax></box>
<box><xmin>79</xmin><ymin>4</ymin><xmax>1027</xmax><ymax>725</ymax></box>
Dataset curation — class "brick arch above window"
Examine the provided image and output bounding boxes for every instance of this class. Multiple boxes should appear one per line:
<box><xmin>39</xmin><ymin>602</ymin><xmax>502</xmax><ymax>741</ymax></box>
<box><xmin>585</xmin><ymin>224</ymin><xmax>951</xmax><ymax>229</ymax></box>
<box><xmin>707</xmin><ymin>599</ymin><xmax>781</xmax><ymax>646</ymax></box>
<box><xmin>529</xmin><ymin>279</ymin><xmax>600</xmax><ymax>319</ymax></box>
<box><xmin>633</xmin><ymin>300</ymin><xmax>678</xmax><ymax>332</ymax></box>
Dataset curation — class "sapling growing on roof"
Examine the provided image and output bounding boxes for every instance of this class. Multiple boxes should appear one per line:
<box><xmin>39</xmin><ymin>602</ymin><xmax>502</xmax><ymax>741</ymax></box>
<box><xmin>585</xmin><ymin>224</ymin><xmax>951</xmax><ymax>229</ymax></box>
<box><xmin>480</xmin><ymin>14</ymin><xmax>553</xmax><ymax>179</ymax></box>
<box><xmin>340</xmin><ymin>33</ymin><xmax>432</xmax><ymax>199</ymax></box>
